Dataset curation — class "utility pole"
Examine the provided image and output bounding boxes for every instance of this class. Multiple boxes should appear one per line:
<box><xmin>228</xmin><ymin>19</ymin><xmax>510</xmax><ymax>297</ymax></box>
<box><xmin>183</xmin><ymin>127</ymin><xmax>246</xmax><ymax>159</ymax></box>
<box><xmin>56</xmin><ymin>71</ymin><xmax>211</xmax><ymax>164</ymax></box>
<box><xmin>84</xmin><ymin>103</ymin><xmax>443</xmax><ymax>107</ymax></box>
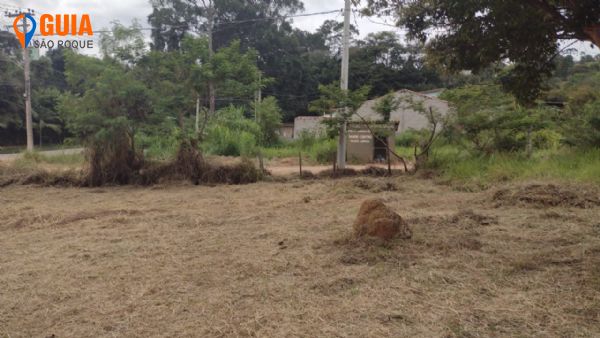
<box><xmin>205</xmin><ymin>0</ymin><xmax>216</xmax><ymax>117</ymax></box>
<box><xmin>337</xmin><ymin>0</ymin><xmax>351</xmax><ymax>169</ymax></box>
<box><xmin>7</xmin><ymin>9</ymin><xmax>35</xmax><ymax>151</ymax></box>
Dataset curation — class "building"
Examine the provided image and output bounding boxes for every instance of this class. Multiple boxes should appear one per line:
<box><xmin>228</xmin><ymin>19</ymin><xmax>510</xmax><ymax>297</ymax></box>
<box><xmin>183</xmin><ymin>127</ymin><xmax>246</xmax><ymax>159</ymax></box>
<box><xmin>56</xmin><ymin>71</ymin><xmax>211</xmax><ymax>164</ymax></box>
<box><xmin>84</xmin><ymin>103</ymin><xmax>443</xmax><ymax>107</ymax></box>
<box><xmin>352</xmin><ymin>89</ymin><xmax>451</xmax><ymax>134</ymax></box>
<box><xmin>276</xmin><ymin>123</ymin><xmax>294</xmax><ymax>140</ymax></box>
<box><xmin>293</xmin><ymin>116</ymin><xmax>327</xmax><ymax>139</ymax></box>
<box><xmin>346</xmin><ymin>121</ymin><xmax>398</xmax><ymax>163</ymax></box>
<box><xmin>288</xmin><ymin>90</ymin><xmax>451</xmax><ymax>163</ymax></box>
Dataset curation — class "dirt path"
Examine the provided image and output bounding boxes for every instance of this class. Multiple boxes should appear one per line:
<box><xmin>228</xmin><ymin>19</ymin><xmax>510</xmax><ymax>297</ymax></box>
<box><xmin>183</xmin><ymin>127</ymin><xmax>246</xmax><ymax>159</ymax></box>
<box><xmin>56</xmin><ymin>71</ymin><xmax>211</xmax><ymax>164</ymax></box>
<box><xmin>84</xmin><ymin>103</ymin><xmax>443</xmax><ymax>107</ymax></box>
<box><xmin>267</xmin><ymin>163</ymin><xmax>408</xmax><ymax>175</ymax></box>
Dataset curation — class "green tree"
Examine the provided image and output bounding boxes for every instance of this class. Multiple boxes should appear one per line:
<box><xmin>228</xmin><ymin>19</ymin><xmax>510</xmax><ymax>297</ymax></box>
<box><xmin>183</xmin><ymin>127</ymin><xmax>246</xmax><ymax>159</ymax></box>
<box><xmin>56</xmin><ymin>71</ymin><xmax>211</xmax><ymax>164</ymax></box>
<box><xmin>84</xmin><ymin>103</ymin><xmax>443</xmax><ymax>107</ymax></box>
<box><xmin>60</xmin><ymin>53</ymin><xmax>152</xmax><ymax>185</ymax></box>
<box><xmin>316</xmin><ymin>19</ymin><xmax>359</xmax><ymax>57</ymax></box>
<box><xmin>204</xmin><ymin>105</ymin><xmax>260</xmax><ymax>156</ymax></box>
<box><xmin>373</xmin><ymin>92</ymin><xmax>400</xmax><ymax>122</ymax></box>
<box><xmin>0</xmin><ymin>44</ymin><xmax>24</xmax><ymax>145</ymax></box>
<box><xmin>441</xmin><ymin>85</ymin><xmax>553</xmax><ymax>153</ymax></box>
<box><xmin>310</xmin><ymin>82</ymin><xmax>370</xmax><ymax>137</ymax></box>
<box><xmin>350</xmin><ymin>32</ymin><xmax>442</xmax><ymax>97</ymax></box>
<box><xmin>360</xmin><ymin>0</ymin><xmax>600</xmax><ymax>105</ymax></box>
<box><xmin>99</xmin><ymin>20</ymin><xmax>147</xmax><ymax>66</ymax></box>
<box><xmin>148</xmin><ymin>0</ymin><xmax>197</xmax><ymax>51</ymax></box>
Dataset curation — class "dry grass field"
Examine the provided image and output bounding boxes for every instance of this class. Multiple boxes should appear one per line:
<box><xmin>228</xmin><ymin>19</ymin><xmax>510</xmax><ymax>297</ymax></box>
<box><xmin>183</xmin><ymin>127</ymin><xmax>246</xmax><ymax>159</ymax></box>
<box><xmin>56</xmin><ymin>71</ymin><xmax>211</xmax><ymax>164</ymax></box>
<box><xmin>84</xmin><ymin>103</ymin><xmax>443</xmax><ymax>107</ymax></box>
<box><xmin>1</xmin><ymin>177</ymin><xmax>600</xmax><ymax>337</ymax></box>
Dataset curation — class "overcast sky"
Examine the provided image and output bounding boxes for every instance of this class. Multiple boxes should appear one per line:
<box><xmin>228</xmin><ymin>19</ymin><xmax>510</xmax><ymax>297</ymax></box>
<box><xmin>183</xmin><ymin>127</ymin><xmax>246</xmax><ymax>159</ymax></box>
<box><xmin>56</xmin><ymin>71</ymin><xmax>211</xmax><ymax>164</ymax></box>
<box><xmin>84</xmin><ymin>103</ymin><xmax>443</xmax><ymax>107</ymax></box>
<box><xmin>1</xmin><ymin>0</ymin><xmax>597</xmax><ymax>57</ymax></box>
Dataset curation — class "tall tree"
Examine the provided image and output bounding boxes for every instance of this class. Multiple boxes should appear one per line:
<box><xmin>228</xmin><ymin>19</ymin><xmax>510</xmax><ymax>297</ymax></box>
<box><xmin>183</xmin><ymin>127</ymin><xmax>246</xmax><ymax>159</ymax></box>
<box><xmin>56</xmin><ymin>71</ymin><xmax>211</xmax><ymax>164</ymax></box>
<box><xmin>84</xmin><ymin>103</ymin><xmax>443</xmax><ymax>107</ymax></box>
<box><xmin>315</xmin><ymin>19</ymin><xmax>359</xmax><ymax>57</ymax></box>
<box><xmin>99</xmin><ymin>20</ymin><xmax>147</xmax><ymax>66</ymax></box>
<box><xmin>148</xmin><ymin>0</ymin><xmax>307</xmax><ymax>117</ymax></box>
<box><xmin>0</xmin><ymin>39</ymin><xmax>24</xmax><ymax>145</ymax></box>
<box><xmin>350</xmin><ymin>31</ymin><xmax>442</xmax><ymax>97</ymax></box>
<box><xmin>148</xmin><ymin>0</ymin><xmax>197</xmax><ymax>51</ymax></box>
<box><xmin>360</xmin><ymin>0</ymin><xmax>600</xmax><ymax>105</ymax></box>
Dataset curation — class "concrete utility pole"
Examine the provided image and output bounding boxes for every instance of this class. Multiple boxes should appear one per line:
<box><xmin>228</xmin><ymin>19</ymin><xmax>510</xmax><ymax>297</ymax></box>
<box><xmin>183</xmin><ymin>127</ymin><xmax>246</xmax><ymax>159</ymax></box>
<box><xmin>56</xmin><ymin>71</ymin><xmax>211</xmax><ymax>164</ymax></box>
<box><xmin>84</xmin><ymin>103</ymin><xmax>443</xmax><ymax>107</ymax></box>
<box><xmin>204</xmin><ymin>0</ymin><xmax>216</xmax><ymax>117</ymax></box>
<box><xmin>337</xmin><ymin>0</ymin><xmax>351</xmax><ymax>169</ymax></box>
<box><xmin>7</xmin><ymin>9</ymin><xmax>35</xmax><ymax>151</ymax></box>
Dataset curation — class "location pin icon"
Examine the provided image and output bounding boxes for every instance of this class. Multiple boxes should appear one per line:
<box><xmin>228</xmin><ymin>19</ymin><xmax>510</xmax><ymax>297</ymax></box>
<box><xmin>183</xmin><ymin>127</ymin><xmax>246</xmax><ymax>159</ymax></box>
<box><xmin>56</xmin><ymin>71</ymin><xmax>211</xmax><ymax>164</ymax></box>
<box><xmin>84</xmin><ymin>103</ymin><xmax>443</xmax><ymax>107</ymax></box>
<box><xmin>13</xmin><ymin>14</ymin><xmax>36</xmax><ymax>48</ymax></box>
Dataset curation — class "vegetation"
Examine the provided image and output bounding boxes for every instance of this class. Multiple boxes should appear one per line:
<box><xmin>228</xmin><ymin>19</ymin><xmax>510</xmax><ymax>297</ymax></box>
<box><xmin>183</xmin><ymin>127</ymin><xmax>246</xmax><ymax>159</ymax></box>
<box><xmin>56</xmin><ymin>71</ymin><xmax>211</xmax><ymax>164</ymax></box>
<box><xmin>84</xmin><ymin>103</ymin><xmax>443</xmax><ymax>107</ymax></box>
<box><xmin>426</xmin><ymin>146</ymin><xmax>600</xmax><ymax>187</ymax></box>
<box><xmin>0</xmin><ymin>0</ymin><xmax>598</xmax><ymax>188</ymax></box>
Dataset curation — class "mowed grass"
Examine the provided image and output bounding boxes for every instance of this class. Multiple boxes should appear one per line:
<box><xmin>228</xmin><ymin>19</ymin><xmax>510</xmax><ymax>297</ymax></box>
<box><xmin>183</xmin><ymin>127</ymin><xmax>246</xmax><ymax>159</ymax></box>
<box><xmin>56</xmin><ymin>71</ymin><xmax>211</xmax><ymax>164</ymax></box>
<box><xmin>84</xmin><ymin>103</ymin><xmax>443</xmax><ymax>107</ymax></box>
<box><xmin>1</xmin><ymin>177</ymin><xmax>599</xmax><ymax>337</ymax></box>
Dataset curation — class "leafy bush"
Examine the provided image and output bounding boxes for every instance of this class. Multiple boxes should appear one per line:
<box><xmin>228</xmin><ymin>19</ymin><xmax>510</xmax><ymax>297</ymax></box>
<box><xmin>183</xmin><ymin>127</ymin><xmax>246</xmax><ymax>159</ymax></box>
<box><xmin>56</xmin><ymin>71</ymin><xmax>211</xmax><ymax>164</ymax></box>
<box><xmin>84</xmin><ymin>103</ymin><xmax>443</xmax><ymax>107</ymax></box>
<box><xmin>441</xmin><ymin>85</ymin><xmax>556</xmax><ymax>153</ymax></box>
<box><xmin>205</xmin><ymin>126</ymin><xmax>257</xmax><ymax>157</ymax></box>
<box><xmin>137</xmin><ymin>127</ymin><xmax>180</xmax><ymax>160</ymax></box>
<box><xmin>532</xmin><ymin>129</ymin><xmax>562</xmax><ymax>150</ymax></box>
<box><xmin>203</xmin><ymin>106</ymin><xmax>260</xmax><ymax>157</ymax></box>
<box><xmin>59</xmin><ymin>54</ymin><xmax>152</xmax><ymax>186</ymax></box>
<box><xmin>563</xmin><ymin>99</ymin><xmax>600</xmax><ymax>147</ymax></box>
<box><xmin>395</xmin><ymin>129</ymin><xmax>422</xmax><ymax>147</ymax></box>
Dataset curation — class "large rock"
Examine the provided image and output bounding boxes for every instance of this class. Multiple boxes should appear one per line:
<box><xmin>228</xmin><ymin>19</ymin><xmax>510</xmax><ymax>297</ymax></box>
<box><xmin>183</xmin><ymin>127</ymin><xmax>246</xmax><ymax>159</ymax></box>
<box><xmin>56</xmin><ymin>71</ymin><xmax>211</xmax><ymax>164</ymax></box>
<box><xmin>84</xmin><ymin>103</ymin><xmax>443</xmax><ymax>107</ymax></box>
<box><xmin>353</xmin><ymin>199</ymin><xmax>412</xmax><ymax>240</ymax></box>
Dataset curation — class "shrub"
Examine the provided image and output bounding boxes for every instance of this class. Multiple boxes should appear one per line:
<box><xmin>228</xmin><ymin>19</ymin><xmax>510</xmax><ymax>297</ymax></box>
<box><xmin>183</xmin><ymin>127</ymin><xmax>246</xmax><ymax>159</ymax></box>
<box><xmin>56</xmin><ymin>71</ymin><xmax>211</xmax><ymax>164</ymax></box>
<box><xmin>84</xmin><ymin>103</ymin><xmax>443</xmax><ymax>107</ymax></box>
<box><xmin>395</xmin><ymin>129</ymin><xmax>421</xmax><ymax>147</ymax></box>
<box><xmin>532</xmin><ymin>129</ymin><xmax>562</xmax><ymax>150</ymax></box>
<box><xmin>204</xmin><ymin>126</ymin><xmax>258</xmax><ymax>157</ymax></box>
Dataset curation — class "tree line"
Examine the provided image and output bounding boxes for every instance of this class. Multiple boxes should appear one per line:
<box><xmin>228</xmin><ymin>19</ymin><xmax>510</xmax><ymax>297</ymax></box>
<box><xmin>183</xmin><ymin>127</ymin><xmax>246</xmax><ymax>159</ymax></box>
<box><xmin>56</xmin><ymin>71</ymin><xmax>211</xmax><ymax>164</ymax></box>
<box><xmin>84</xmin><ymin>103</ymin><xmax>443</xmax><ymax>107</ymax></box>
<box><xmin>0</xmin><ymin>0</ymin><xmax>447</xmax><ymax>146</ymax></box>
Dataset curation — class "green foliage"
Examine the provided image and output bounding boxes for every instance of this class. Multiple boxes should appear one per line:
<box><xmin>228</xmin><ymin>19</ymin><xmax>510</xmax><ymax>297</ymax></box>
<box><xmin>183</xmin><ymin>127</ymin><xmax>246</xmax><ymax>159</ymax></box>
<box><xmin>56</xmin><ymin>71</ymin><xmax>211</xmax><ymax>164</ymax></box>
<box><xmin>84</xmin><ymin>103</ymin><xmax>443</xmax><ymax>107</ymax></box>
<box><xmin>205</xmin><ymin>126</ymin><xmax>257</xmax><ymax>157</ymax></box>
<box><xmin>252</xmin><ymin>96</ymin><xmax>282</xmax><ymax>146</ymax></box>
<box><xmin>441</xmin><ymin>85</ymin><xmax>556</xmax><ymax>153</ymax></box>
<box><xmin>203</xmin><ymin>106</ymin><xmax>260</xmax><ymax>157</ymax></box>
<box><xmin>362</xmin><ymin>0</ymin><xmax>600</xmax><ymax>107</ymax></box>
<box><xmin>99</xmin><ymin>20</ymin><xmax>147</xmax><ymax>65</ymax></box>
<box><xmin>309</xmin><ymin>138</ymin><xmax>338</xmax><ymax>164</ymax></box>
<box><xmin>137</xmin><ymin>128</ymin><xmax>180</xmax><ymax>160</ymax></box>
<box><xmin>310</xmin><ymin>82</ymin><xmax>370</xmax><ymax>138</ymax></box>
<box><xmin>350</xmin><ymin>31</ymin><xmax>442</xmax><ymax>96</ymax></box>
<box><xmin>373</xmin><ymin>92</ymin><xmax>400</xmax><ymax>122</ymax></box>
<box><xmin>59</xmin><ymin>53</ymin><xmax>152</xmax><ymax>185</ymax></box>
<box><xmin>428</xmin><ymin>146</ymin><xmax>600</xmax><ymax>186</ymax></box>
<box><xmin>563</xmin><ymin>98</ymin><xmax>600</xmax><ymax>147</ymax></box>
<box><xmin>260</xmin><ymin>136</ymin><xmax>339</xmax><ymax>164</ymax></box>
<box><xmin>395</xmin><ymin>129</ymin><xmax>422</xmax><ymax>147</ymax></box>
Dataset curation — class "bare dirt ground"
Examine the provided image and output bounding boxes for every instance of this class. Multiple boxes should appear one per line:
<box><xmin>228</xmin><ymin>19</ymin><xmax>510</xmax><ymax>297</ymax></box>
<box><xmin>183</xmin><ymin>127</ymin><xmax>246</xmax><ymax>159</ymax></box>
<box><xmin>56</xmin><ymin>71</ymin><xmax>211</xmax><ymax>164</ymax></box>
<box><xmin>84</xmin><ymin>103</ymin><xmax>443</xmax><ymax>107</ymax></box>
<box><xmin>1</xmin><ymin>177</ymin><xmax>599</xmax><ymax>337</ymax></box>
<box><xmin>264</xmin><ymin>157</ymin><xmax>409</xmax><ymax>176</ymax></box>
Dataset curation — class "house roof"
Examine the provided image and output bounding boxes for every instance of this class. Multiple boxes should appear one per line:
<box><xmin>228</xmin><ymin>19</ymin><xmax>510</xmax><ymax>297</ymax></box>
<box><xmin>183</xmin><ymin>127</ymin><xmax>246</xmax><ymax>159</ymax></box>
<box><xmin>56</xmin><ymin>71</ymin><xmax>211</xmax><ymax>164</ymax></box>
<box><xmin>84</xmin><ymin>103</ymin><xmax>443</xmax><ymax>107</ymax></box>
<box><xmin>353</xmin><ymin>89</ymin><xmax>450</xmax><ymax>122</ymax></box>
<box><xmin>351</xmin><ymin>89</ymin><xmax>451</xmax><ymax>132</ymax></box>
